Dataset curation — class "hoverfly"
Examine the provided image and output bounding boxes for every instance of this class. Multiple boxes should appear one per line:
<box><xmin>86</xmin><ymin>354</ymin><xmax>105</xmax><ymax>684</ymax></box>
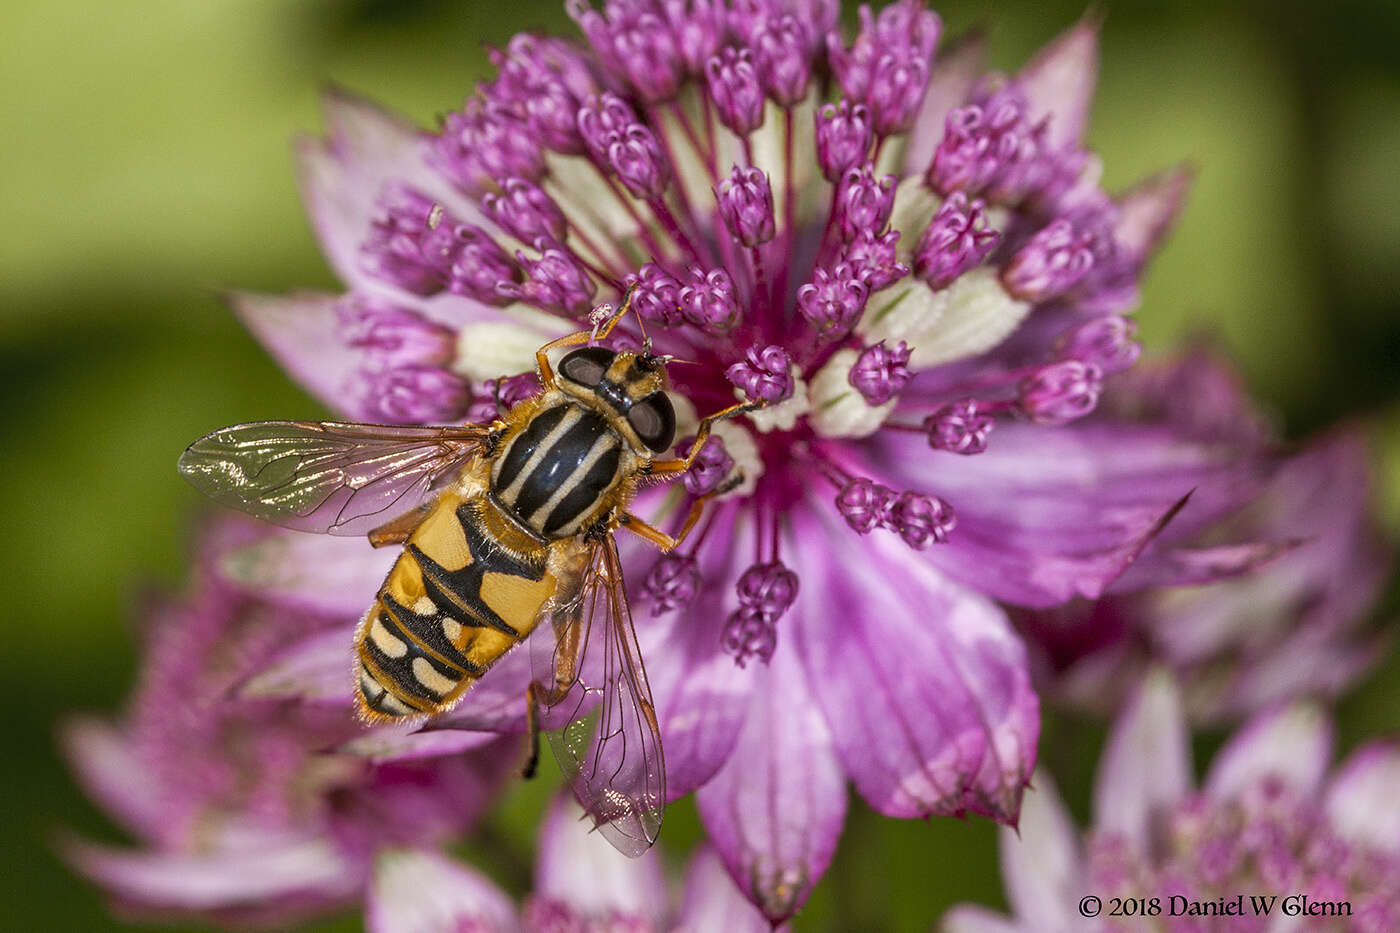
<box><xmin>178</xmin><ymin>290</ymin><xmax>760</xmax><ymax>855</ymax></box>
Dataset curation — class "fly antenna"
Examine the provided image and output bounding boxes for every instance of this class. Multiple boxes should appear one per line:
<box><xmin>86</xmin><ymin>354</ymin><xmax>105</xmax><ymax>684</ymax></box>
<box><xmin>621</xmin><ymin>282</ymin><xmax>648</xmax><ymax>344</ymax></box>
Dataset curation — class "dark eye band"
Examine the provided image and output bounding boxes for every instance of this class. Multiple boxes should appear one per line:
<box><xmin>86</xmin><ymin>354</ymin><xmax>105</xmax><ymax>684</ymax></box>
<box><xmin>627</xmin><ymin>392</ymin><xmax>676</xmax><ymax>453</ymax></box>
<box><xmin>559</xmin><ymin>346</ymin><xmax>615</xmax><ymax>386</ymax></box>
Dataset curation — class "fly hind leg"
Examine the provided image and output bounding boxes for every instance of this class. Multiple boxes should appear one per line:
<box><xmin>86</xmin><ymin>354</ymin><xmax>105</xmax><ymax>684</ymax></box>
<box><xmin>523</xmin><ymin>678</ymin><xmax>578</xmax><ymax>779</ymax></box>
<box><xmin>521</xmin><ymin>609</ymin><xmax>584</xmax><ymax>779</ymax></box>
<box><xmin>366</xmin><ymin>503</ymin><xmax>433</xmax><ymax>548</ymax></box>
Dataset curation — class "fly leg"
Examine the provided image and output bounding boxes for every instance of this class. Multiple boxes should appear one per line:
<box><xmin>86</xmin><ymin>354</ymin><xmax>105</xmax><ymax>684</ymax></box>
<box><xmin>521</xmin><ymin>609</ymin><xmax>583</xmax><ymax>779</ymax></box>
<box><xmin>617</xmin><ymin>472</ymin><xmax>744</xmax><ymax>552</ymax></box>
<box><xmin>523</xmin><ymin>681</ymin><xmax>559</xmax><ymax>779</ymax></box>
<box><xmin>535</xmin><ymin>285</ymin><xmax>636</xmax><ymax>388</ymax></box>
<box><xmin>643</xmin><ymin>399</ymin><xmax>766</xmax><ymax>478</ymax></box>
<box><xmin>620</xmin><ymin>398</ymin><xmax>762</xmax><ymax>550</ymax></box>
<box><xmin>366</xmin><ymin>503</ymin><xmax>433</xmax><ymax>548</ymax></box>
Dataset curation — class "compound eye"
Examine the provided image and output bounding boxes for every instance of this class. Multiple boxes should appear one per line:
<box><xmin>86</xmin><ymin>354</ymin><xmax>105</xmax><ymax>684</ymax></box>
<box><xmin>628</xmin><ymin>392</ymin><xmax>676</xmax><ymax>453</ymax></box>
<box><xmin>559</xmin><ymin>346</ymin><xmax>615</xmax><ymax>386</ymax></box>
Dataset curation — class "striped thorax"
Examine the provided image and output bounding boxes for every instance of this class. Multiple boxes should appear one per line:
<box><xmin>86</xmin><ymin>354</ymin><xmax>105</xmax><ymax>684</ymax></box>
<box><xmin>490</xmin><ymin>346</ymin><xmax>676</xmax><ymax>541</ymax></box>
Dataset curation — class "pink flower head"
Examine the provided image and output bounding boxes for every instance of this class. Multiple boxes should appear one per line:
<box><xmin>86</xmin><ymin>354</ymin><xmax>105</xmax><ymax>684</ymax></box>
<box><xmin>62</xmin><ymin>521</ymin><xmax>515</xmax><ymax>928</ymax></box>
<box><xmin>154</xmin><ymin>7</ymin><xmax>1210</xmax><ymax>924</ymax></box>
<box><xmin>945</xmin><ymin>674</ymin><xmax>1400</xmax><ymax>931</ymax></box>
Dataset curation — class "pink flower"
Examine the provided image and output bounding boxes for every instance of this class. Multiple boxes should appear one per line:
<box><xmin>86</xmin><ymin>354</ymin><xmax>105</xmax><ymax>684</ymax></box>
<box><xmin>944</xmin><ymin>673</ymin><xmax>1400</xmax><ymax>932</ymax></box>
<box><xmin>168</xmin><ymin>5</ymin><xmax>1208</xmax><ymax>923</ymax></box>
<box><xmin>62</xmin><ymin>520</ymin><xmax>515</xmax><ymax>927</ymax></box>
<box><xmin>364</xmin><ymin>793</ymin><xmax>775</xmax><ymax>932</ymax></box>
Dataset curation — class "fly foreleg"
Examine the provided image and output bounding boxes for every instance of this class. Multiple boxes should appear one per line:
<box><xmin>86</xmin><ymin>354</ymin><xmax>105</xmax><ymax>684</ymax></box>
<box><xmin>617</xmin><ymin>471</ymin><xmax>743</xmax><ymax>552</ymax></box>
<box><xmin>535</xmin><ymin>285</ymin><xmax>636</xmax><ymax>388</ymax></box>
<box><xmin>644</xmin><ymin>399</ymin><xmax>766</xmax><ymax>477</ymax></box>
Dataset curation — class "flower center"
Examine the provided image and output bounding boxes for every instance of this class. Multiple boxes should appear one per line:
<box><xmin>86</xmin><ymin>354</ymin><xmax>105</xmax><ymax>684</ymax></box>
<box><xmin>330</xmin><ymin>0</ymin><xmax>1161</xmax><ymax>667</ymax></box>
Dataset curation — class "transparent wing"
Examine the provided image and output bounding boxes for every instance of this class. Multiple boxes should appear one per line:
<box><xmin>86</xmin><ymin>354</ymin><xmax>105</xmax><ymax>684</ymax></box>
<box><xmin>177</xmin><ymin>420</ymin><xmax>490</xmax><ymax>536</ymax></box>
<box><xmin>531</xmin><ymin>536</ymin><xmax>666</xmax><ymax>856</ymax></box>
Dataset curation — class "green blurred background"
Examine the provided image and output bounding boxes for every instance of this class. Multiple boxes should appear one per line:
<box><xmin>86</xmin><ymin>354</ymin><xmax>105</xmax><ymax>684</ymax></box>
<box><xmin>3</xmin><ymin>0</ymin><xmax>1398</xmax><ymax>929</ymax></box>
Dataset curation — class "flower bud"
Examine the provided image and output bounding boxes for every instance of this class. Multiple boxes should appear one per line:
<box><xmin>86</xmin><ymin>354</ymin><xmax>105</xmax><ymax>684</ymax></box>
<box><xmin>913</xmin><ymin>192</ymin><xmax>1000</xmax><ymax>290</ymax></box>
<box><xmin>835</xmin><ymin>477</ymin><xmax>897</xmax><ymax>534</ymax></box>
<box><xmin>625</xmin><ymin>263</ymin><xmax>685</xmax><ymax>326</ymax></box>
<box><xmin>715</xmin><ymin>166</ymin><xmax>776</xmax><ymax>247</ymax></box>
<box><xmin>705</xmin><ymin>47</ymin><xmax>764</xmax><ymax>136</ymax></box>
<box><xmin>924</xmin><ymin>399</ymin><xmax>993</xmax><ymax>455</ymax></box>
<box><xmin>797</xmin><ymin>263</ymin><xmax>869</xmax><ymax>337</ymax></box>
<box><xmin>1018</xmin><ymin>360</ymin><xmax>1103</xmax><ymax>425</ymax></box>
<box><xmin>735</xmin><ymin>561</ymin><xmax>799</xmax><ymax>617</ymax></box>
<box><xmin>643</xmin><ymin>553</ymin><xmax>701</xmax><ymax>615</ymax></box>
<box><xmin>834</xmin><ymin>163</ymin><xmax>896</xmax><ymax>242</ymax></box>
<box><xmin>890</xmin><ymin>492</ymin><xmax>955</xmax><ymax>549</ymax></box>
<box><xmin>726</xmin><ymin>345</ymin><xmax>794</xmax><ymax>403</ymax></box>
<box><xmin>679</xmin><ymin>266</ymin><xmax>741</xmax><ymax>334</ymax></box>
<box><xmin>481</xmin><ymin>177</ymin><xmax>567</xmax><ymax>243</ymax></box>
<box><xmin>848</xmin><ymin>341</ymin><xmax>912</xmax><ymax>406</ymax></box>
<box><xmin>1055</xmin><ymin>315</ymin><xmax>1141</xmax><ymax>375</ymax></box>
<box><xmin>815</xmin><ymin>100</ymin><xmax>873</xmax><ymax>182</ymax></box>
<box><xmin>682</xmin><ymin>435</ymin><xmax>735</xmax><ymax>496</ymax></box>
<box><xmin>1001</xmin><ymin>218</ymin><xmax>1096</xmax><ymax>302</ymax></box>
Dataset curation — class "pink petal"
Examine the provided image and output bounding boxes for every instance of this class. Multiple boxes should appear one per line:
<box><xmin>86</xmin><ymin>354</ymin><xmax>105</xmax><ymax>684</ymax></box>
<box><xmin>1113</xmin><ymin>539</ymin><xmax>1300</xmax><ymax>589</ymax></box>
<box><xmin>367</xmin><ymin>848</ymin><xmax>519</xmax><ymax>933</ymax></box>
<box><xmin>339</xmin><ymin>726</ymin><xmax>502</xmax><ymax>763</ymax></box>
<box><xmin>1112</xmin><ymin>166</ymin><xmax>1193</xmax><ymax>264</ymax></box>
<box><xmin>794</xmin><ymin>507</ymin><xmax>1038</xmax><ymax>823</ymax></box>
<box><xmin>534</xmin><ymin>793</ymin><xmax>667</xmax><ymax>924</ymax></box>
<box><xmin>1092</xmin><ymin>669</ymin><xmax>1191</xmax><ymax>847</ymax></box>
<box><xmin>218</xmin><ymin>528</ymin><xmax>394</xmax><ymax>617</ymax></box>
<box><xmin>674</xmin><ymin>845</ymin><xmax>779</xmax><ymax>933</ymax></box>
<box><xmin>229</xmin><ymin>290</ymin><xmax>364</xmax><ymax>419</ymax></box>
<box><xmin>1205</xmin><ymin>703</ymin><xmax>1333</xmax><ymax>801</ymax></box>
<box><xmin>998</xmin><ymin>770</ymin><xmax>1083</xmax><ymax>922</ymax></box>
<box><xmin>60</xmin><ymin>719</ymin><xmax>171</xmax><ymax>844</ymax></box>
<box><xmin>1016</xmin><ymin>15</ymin><xmax>1102</xmax><ymax>149</ymax></box>
<box><xmin>695</xmin><ymin>635</ymin><xmax>847</xmax><ymax>924</ymax></box>
<box><xmin>1324</xmin><ymin>742</ymin><xmax>1400</xmax><ymax>855</ymax></box>
<box><xmin>639</xmin><ymin>504</ymin><xmax>759</xmax><ymax>799</ymax></box>
<box><xmin>866</xmin><ymin>421</ymin><xmax>1265</xmax><ymax>607</ymax></box>
<box><xmin>1133</xmin><ymin>428</ymin><xmax>1390</xmax><ymax>718</ymax></box>
<box><xmin>296</xmin><ymin>89</ymin><xmax>451</xmax><ymax>290</ymax></box>
<box><xmin>239</xmin><ymin>627</ymin><xmax>353</xmax><ymax>703</ymax></box>
<box><xmin>902</xmin><ymin>30</ymin><xmax>987</xmax><ymax>177</ymax></box>
<box><xmin>941</xmin><ymin>905</ymin><xmax>1029</xmax><ymax>933</ymax></box>
<box><xmin>1221</xmin><ymin>626</ymin><xmax>1387</xmax><ymax>719</ymax></box>
<box><xmin>65</xmin><ymin>832</ymin><xmax>360</xmax><ymax>914</ymax></box>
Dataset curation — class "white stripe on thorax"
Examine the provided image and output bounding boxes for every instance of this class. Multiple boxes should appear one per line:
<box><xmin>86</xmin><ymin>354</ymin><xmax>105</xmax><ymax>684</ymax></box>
<box><xmin>526</xmin><ymin>432</ymin><xmax>619</xmax><ymax>526</ymax></box>
<box><xmin>498</xmin><ymin>407</ymin><xmax>580</xmax><ymax>505</ymax></box>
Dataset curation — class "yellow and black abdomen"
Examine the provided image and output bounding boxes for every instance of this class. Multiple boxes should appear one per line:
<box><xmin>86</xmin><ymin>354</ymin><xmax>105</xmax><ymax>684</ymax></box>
<box><xmin>354</xmin><ymin>489</ymin><xmax>561</xmax><ymax>720</ymax></box>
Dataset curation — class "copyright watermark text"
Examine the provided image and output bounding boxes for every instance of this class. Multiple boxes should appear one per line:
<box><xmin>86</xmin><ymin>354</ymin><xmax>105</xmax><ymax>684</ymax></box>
<box><xmin>1077</xmin><ymin>894</ymin><xmax>1352</xmax><ymax>919</ymax></box>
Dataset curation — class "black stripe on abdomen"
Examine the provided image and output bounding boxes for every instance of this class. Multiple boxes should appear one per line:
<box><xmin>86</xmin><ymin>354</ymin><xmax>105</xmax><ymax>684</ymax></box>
<box><xmin>405</xmin><ymin>507</ymin><xmax>546</xmax><ymax>639</ymax></box>
<box><xmin>510</xmin><ymin>409</ymin><xmax>611</xmax><ymax>519</ymax></box>
<box><xmin>361</xmin><ymin>605</ymin><xmax>466</xmax><ymax>704</ymax></box>
<box><xmin>543</xmin><ymin>443</ymin><xmax>622</xmax><ymax>534</ymax></box>
<box><xmin>379</xmin><ymin>593</ymin><xmax>484</xmax><ymax>675</ymax></box>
